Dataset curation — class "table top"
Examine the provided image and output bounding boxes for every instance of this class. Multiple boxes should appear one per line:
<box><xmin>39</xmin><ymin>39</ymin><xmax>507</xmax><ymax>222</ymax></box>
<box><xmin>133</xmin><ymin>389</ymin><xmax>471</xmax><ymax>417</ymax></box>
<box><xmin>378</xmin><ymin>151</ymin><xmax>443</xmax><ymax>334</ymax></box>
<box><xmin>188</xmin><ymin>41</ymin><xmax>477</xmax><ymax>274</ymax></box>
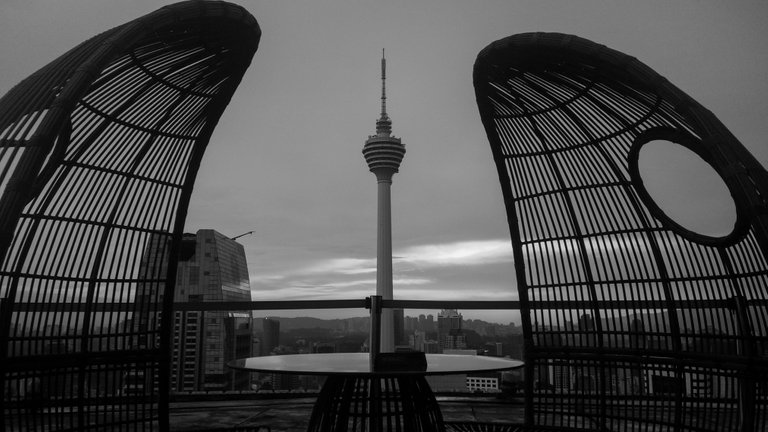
<box><xmin>227</xmin><ymin>353</ymin><xmax>523</xmax><ymax>376</ymax></box>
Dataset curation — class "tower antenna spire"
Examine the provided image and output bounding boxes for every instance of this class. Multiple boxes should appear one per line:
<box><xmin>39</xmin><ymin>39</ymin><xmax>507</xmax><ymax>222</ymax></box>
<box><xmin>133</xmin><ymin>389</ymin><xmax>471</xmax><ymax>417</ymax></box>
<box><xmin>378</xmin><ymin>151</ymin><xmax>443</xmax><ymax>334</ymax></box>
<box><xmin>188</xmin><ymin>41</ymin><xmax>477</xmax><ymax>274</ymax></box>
<box><xmin>381</xmin><ymin>48</ymin><xmax>387</xmax><ymax>118</ymax></box>
<box><xmin>375</xmin><ymin>48</ymin><xmax>392</xmax><ymax>136</ymax></box>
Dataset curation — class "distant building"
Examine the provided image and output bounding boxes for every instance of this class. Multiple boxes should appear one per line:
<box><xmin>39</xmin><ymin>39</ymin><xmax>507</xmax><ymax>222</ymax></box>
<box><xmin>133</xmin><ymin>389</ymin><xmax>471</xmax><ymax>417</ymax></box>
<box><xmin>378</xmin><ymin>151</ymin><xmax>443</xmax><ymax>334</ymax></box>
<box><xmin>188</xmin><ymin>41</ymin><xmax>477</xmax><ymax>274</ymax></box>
<box><xmin>252</xmin><ymin>337</ymin><xmax>261</xmax><ymax>359</ymax></box>
<box><xmin>404</xmin><ymin>316</ymin><xmax>418</xmax><ymax>334</ymax></box>
<box><xmin>628</xmin><ymin>317</ymin><xmax>647</xmax><ymax>393</ymax></box>
<box><xmin>426</xmin><ymin>314</ymin><xmax>435</xmax><ymax>333</ymax></box>
<box><xmin>629</xmin><ymin>317</ymin><xmax>647</xmax><ymax>350</ymax></box>
<box><xmin>484</xmin><ymin>342</ymin><xmax>503</xmax><ymax>356</ymax></box>
<box><xmin>438</xmin><ymin>309</ymin><xmax>464</xmax><ymax>351</ymax></box>
<box><xmin>438</xmin><ymin>309</ymin><xmax>462</xmax><ymax>333</ymax></box>
<box><xmin>393</xmin><ymin>308</ymin><xmax>405</xmax><ymax>345</ymax></box>
<box><xmin>136</xmin><ymin>229</ymin><xmax>254</xmax><ymax>393</ymax></box>
<box><xmin>535</xmin><ymin>333</ymin><xmax>567</xmax><ymax>390</ymax></box>
<box><xmin>410</xmin><ymin>330</ymin><xmax>426</xmax><ymax>351</ymax></box>
<box><xmin>418</xmin><ymin>314</ymin><xmax>427</xmax><ymax>331</ymax></box>
<box><xmin>576</xmin><ymin>313</ymin><xmax>597</xmax><ymax>347</ymax></box>
<box><xmin>423</xmin><ymin>340</ymin><xmax>440</xmax><ymax>354</ymax></box>
<box><xmin>501</xmin><ymin>369</ymin><xmax>524</xmax><ymax>394</ymax></box>
<box><xmin>270</xmin><ymin>373</ymin><xmax>300</xmax><ymax>391</ymax></box>
<box><xmin>262</xmin><ymin>318</ymin><xmax>280</xmax><ymax>356</ymax></box>
<box><xmin>445</xmin><ymin>329</ymin><xmax>468</xmax><ymax>350</ymax></box>
<box><xmin>551</xmin><ymin>360</ymin><xmax>571</xmax><ymax>391</ymax></box>
<box><xmin>572</xmin><ymin>314</ymin><xmax>598</xmax><ymax>392</ymax></box>
<box><xmin>260</xmin><ymin>317</ymin><xmax>285</xmax><ymax>390</ymax></box>
<box><xmin>313</xmin><ymin>343</ymin><xmax>336</xmax><ymax>353</ymax></box>
<box><xmin>467</xmin><ymin>375</ymin><xmax>499</xmax><ymax>393</ymax></box>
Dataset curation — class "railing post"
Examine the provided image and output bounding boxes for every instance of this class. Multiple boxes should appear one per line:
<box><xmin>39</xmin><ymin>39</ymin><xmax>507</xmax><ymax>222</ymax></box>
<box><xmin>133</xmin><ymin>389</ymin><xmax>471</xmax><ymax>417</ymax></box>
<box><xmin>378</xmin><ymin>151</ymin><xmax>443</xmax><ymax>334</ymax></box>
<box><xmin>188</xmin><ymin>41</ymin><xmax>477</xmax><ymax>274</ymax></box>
<box><xmin>368</xmin><ymin>295</ymin><xmax>382</xmax><ymax>371</ymax></box>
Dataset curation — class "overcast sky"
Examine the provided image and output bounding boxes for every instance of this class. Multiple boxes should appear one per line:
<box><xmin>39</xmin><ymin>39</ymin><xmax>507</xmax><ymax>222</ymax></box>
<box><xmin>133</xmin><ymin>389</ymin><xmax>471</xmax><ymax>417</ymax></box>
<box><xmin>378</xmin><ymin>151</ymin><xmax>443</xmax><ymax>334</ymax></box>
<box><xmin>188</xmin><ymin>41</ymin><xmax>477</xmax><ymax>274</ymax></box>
<box><xmin>2</xmin><ymin>1</ymin><xmax>767</xmax><ymax>323</ymax></box>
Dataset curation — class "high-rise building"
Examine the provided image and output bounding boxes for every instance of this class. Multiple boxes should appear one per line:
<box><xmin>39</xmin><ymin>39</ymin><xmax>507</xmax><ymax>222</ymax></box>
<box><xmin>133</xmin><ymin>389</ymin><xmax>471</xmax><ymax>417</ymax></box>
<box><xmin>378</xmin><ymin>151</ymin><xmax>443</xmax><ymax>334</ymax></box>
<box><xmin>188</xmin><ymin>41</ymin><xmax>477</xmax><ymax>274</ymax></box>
<box><xmin>262</xmin><ymin>317</ymin><xmax>280</xmax><ymax>356</ymax></box>
<box><xmin>438</xmin><ymin>309</ymin><xmax>462</xmax><ymax>332</ymax></box>
<box><xmin>138</xmin><ymin>229</ymin><xmax>253</xmax><ymax>392</ymax></box>
<box><xmin>393</xmin><ymin>308</ymin><xmax>405</xmax><ymax>346</ymax></box>
<box><xmin>426</xmin><ymin>314</ymin><xmax>435</xmax><ymax>333</ymax></box>
<box><xmin>437</xmin><ymin>309</ymin><xmax>464</xmax><ymax>351</ymax></box>
<box><xmin>410</xmin><ymin>330</ymin><xmax>426</xmax><ymax>352</ymax></box>
<box><xmin>423</xmin><ymin>340</ymin><xmax>440</xmax><ymax>354</ymax></box>
<box><xmin>259</xmin><ymin>317</ymin><xmax>292</xmax><ymax>390</ymax></box>
<box><xmin>363</xmin><ymin>50</ymin><xmax>406</xmax><ymax>353</ymax></box>
<box><xmin>252</xmin><ymin>337</ymin><xmax>261</xmax><ymax>359</ymax></box>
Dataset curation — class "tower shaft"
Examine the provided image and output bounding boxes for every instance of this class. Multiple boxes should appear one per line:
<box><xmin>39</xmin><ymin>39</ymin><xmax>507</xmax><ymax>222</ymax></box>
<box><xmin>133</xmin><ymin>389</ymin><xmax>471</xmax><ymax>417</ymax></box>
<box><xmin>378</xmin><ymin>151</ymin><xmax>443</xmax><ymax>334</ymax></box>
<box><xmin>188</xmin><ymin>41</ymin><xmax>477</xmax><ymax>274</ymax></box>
<box><xmin>376</xmin><ymin>177</ymin><xmax>394</xmax><ymax>352</ymax></box>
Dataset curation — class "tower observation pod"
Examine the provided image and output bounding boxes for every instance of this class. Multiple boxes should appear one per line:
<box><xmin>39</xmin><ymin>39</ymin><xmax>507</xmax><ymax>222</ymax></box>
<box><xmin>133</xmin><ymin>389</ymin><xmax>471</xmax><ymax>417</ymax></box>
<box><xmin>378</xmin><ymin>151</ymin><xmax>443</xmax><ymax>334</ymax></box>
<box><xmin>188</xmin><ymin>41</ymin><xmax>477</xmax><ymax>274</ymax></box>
<box><xmin>362</xmin><ymin>50</ymin><xmax>405</xmax><ymax>353</ymax></box>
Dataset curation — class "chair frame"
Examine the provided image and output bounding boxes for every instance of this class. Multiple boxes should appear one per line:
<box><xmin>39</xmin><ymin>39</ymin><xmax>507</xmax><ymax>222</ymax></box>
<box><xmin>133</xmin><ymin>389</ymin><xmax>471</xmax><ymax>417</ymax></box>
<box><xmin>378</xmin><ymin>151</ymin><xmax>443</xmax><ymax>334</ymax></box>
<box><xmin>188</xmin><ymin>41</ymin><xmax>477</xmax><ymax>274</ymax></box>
<box><xmin>0</xmin><ymin>2</ymin><xmax>260</xmax><ymax>430</ymax></box>
<box><xmin>474</xmin><ymin>32</ymin><xmax>768</xmax><ymax>431</ymax></box>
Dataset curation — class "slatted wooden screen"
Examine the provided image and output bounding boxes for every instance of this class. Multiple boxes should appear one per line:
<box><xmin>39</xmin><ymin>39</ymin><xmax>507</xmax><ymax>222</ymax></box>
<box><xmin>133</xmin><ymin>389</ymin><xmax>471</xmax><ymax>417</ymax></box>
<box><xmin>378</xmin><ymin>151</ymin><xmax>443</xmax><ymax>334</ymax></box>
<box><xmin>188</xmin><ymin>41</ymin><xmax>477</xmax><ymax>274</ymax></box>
<box><xmin>474</xmin><ymin>33</ymin><xmax>767</xmax><ymax>432</ymax></box>
<box><xmin>0</xmin><ymin>2</ymin><xmax>259</xmax><ymax>430</ymax></box>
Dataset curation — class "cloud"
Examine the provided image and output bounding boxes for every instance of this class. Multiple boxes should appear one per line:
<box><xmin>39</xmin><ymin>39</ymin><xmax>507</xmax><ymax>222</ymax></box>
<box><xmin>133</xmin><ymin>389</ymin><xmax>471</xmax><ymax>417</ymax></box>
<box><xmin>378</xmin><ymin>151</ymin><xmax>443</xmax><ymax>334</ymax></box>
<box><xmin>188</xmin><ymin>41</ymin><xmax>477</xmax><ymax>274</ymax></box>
<box><xmin>324</xmin><ymin>277</ymin><xmax>432</xmax><ymax>289</ymax></box>
<box><xmin>251</xmin><ymin>280</ymin><xmax>513</xmax><ymax>303</ymax></box>
<box><xmin>251</xmin><ymin>276</ymin><xmax>432</xmax><ymax>292</ymax></box>
<box><xmin>302</xmin><ymin>258</ymin><xmax>376</xmax><ymax>275</ymax></box>
<box><xmin>251</xmin><ymin>239</ymin><xmax>511</xmax><ymax>283</ymax></box>
<box><xmin>250</xmin><ymin>274</ymin><xmax>286</xmax><ymax>284</ymax></box>
<box><xmin>396</xmin><ymin>239</ymin><xmax>513</xmax><ymax>268</ymax></box>
<box><xmin>249</xmin><ymin>239</ymin><xmax>513</xmax><ymax>302</ymax></box>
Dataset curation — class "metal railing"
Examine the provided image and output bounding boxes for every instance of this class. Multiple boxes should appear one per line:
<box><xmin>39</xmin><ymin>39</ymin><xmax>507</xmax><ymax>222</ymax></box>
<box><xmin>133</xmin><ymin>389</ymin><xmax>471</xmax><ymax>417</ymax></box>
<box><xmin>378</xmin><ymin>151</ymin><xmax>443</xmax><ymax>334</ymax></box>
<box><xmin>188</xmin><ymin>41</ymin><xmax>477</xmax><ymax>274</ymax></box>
<box><xmin>12</xmin><ymin>298</ymin><xmax>767</xmax><ymax>312</ymax></box>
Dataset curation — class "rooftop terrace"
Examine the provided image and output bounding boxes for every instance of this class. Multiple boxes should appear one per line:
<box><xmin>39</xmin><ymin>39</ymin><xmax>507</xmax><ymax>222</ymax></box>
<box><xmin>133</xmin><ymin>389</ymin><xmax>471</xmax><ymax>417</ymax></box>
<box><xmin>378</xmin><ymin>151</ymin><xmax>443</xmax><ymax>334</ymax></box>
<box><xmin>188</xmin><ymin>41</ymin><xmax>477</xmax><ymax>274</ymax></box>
<box><xmin>169</xmin><ymin>395</ymin><xmax>524</xmax><ymax>432</ymax></box>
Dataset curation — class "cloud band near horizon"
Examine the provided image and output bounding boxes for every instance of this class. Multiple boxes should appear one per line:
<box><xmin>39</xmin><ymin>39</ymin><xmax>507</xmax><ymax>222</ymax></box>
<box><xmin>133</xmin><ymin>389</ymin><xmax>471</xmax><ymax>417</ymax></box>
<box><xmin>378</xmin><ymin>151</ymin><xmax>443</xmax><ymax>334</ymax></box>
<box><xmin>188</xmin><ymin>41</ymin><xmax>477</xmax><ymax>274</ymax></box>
<box><xmin>249</xmin><ymin>239</ymin><xmax>514</xmax><ymax>301</ymax></box>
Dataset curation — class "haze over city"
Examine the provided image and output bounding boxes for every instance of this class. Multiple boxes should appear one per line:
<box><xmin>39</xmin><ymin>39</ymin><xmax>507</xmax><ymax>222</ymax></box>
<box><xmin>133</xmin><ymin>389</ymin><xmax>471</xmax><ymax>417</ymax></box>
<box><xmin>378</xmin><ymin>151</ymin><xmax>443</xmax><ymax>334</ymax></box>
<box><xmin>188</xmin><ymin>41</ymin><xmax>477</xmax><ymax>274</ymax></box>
<box><xmin>2</xmin><ymin>0</ymin><xmax>767</xmax><ymax>324</ymax></box>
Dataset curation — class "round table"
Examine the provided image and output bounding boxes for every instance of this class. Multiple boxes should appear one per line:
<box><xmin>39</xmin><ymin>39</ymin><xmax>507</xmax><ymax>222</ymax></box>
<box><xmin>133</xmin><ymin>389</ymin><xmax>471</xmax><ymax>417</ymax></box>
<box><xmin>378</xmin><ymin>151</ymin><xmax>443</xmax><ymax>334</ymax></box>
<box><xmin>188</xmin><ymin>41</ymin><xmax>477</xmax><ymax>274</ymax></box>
<box><xmin>228</xmin><ymin>353</ymin><xmax>523</xmax><ymax>432</ymax></box>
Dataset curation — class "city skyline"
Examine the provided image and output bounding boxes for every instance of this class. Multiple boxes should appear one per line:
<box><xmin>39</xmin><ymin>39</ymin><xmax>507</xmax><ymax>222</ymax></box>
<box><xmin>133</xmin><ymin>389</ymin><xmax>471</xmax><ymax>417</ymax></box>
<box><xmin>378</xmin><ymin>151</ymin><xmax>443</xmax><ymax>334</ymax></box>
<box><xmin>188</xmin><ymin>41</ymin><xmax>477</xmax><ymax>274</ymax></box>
<box><xmin>2</xmin><ymin>1</ymin><xmax>767</xmax><ymax>324</ymax></box>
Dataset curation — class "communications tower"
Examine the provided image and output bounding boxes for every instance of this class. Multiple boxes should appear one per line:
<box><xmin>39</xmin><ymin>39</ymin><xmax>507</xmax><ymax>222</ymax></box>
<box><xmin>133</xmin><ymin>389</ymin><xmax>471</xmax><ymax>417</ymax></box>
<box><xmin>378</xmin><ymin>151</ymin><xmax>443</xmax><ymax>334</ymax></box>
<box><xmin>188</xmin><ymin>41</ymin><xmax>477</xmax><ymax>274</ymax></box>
<box><xmin>362</xmin><ymin>50</ymin><xmax>405</xmax><ymax>353</ymax></box>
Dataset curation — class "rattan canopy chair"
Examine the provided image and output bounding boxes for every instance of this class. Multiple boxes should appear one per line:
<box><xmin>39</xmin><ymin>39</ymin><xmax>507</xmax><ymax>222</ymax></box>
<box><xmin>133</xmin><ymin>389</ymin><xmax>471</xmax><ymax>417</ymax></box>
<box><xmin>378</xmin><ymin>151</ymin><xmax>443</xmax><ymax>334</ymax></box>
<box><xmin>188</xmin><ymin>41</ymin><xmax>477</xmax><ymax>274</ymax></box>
<box><xmin>474</xmin><ymin>33</ymin><xmax>767</xmax><ymax>432</ymax></box>
<box><xmin>0</xmin><ymin>1</ymin><xmax>259</xmax><ymax>431</ymax></box>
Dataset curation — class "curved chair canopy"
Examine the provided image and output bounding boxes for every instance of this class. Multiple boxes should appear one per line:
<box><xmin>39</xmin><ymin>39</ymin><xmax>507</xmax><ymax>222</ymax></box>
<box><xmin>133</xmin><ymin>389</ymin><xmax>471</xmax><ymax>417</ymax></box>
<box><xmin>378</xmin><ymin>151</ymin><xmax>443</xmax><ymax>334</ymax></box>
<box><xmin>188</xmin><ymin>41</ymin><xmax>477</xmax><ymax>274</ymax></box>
<box><xmin>474</xmin><ymin>33</ymin><xmax>767</xmax><ymax>431</ymax></box>
<box><xmin>0</xmin><ymin>1</ymin><xmax>259</xmax><ymax>430</ymax></box>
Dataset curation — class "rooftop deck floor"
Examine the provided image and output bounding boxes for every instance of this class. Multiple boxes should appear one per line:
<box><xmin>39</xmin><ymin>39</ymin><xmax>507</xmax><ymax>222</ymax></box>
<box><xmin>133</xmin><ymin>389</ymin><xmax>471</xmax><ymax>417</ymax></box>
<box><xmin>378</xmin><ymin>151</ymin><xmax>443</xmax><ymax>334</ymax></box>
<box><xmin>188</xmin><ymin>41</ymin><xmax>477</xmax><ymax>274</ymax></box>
<box><xmin>170</xmin><ymin>395</ymin><xmax>525</xmax><ymax>431</ymax></box>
